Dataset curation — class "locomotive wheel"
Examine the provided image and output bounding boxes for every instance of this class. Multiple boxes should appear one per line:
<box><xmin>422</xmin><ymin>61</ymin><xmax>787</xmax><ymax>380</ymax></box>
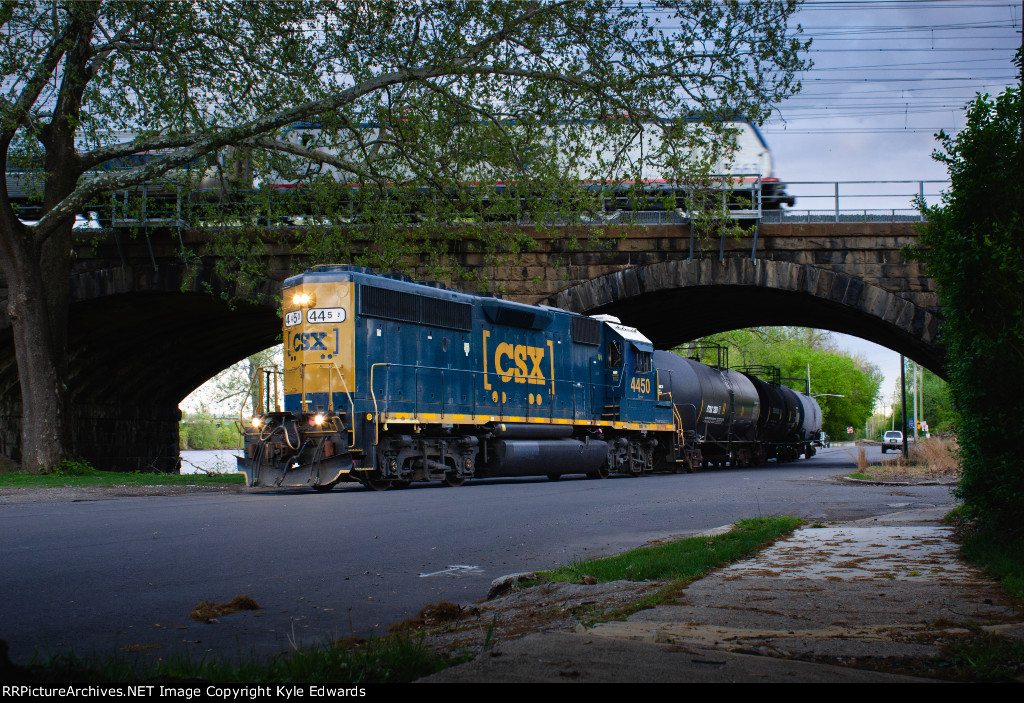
<box><xmin>391</xmin><ymin>480</ymin><xmax>412</xmax><ymax>490</ymax></box>
<box><xmin>360</xmin><ymin>477</ymin><xmax>391</xmax><ymax>491</ymax></box>
<box><xmin>585</xmin><ymin>464</ymin><xmax>610</xmax><ymax>480</ymax></box>
<box><xmin>442</xmin><ymin>473</ymin><xmax>466</xmax><ymax>487</ymax></box>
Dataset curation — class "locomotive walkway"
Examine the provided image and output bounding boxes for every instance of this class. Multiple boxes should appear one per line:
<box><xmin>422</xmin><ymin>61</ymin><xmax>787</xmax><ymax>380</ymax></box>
<box><xmin>422</xmin><ymin>506</ymin><xmax>1024</xmax><ymax>683</ymax></box>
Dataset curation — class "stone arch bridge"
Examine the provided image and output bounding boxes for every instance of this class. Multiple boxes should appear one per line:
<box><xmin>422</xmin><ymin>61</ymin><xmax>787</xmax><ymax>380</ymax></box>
<box><xmin>0</xmin><ymin>221</ymin><xmax>940</xmax><ymax>471</ymax></box>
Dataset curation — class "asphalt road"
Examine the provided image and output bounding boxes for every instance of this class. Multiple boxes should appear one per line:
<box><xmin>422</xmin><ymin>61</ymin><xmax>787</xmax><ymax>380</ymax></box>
<box><xmin>0</xmin><ymin>444</ymin><xmax>954</xmax><ymax>666</ymax></box>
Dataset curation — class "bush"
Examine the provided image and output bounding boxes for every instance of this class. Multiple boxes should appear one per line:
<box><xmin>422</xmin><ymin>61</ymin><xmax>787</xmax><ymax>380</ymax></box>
<box><xmin>917</xmin><ymin>57</ymin><xmax>1023</xmax><ymax>535</ymax></box>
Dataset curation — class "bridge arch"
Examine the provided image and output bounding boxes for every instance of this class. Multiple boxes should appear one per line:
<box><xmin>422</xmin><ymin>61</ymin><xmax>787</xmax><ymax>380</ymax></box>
<box><xmin>546</xmin><ymin>258</ymin><xmax>946</xmax><ymax>377</ymax></box>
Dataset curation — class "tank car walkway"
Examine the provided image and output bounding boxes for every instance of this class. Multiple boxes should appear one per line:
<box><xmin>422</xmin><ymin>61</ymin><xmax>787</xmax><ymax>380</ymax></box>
<box><xmin>421</xmin><ymin>507</ymin><xmax>1024</xmax><ymax>683</ymax></box>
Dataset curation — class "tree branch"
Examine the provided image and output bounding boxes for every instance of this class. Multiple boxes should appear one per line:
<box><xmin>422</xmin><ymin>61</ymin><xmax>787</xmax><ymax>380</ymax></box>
<box><xmin>0</xmin><ymin>5</ymin><xmax>78</xmax><ymax>143</ymax></box>
<box><xmin>245</xmin><ymin>136</ymin><xmax>376</xmax><ymax>181</ymax></box>
<box><xmin>87</xmin><ymin>6</ymin><xmax>147</xmax><ymax>77</ymax></box>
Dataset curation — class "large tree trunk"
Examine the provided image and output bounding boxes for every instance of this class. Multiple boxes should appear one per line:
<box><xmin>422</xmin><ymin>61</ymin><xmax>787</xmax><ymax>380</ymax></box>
<box><xmin>0</xmin><ymin>213</ymin><xmax>74</xmax><ymax>471</ymax></box>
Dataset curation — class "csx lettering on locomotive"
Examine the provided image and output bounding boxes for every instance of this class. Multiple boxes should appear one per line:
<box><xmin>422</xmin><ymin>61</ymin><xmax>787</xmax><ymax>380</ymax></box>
<box><xmin>290</xmin><ymin>330</ymin><xmax>339</xmax><ymax>353</ymax></box>
<box><xmin>494</xmin><ymin>342</ymin><xmax>546</xmax><ymax>384</ymax></box>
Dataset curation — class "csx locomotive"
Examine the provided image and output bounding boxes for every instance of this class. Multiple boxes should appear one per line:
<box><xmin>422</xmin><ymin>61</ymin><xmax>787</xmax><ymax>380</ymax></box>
<box><xmin>237</xmin><ymin>266</ymin><xmax>821</xmax><ymax>490</ymax></box>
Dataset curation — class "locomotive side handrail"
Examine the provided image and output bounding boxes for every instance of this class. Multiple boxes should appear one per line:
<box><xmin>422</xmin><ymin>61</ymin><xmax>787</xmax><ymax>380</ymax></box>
<box><xmin>237</xmin><ymin>364</ymin><xmax>282</xmax><ymax>434</ymax></box>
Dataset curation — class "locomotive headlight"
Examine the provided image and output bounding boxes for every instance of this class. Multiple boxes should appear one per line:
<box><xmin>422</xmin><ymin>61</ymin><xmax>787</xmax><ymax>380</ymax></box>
<box><xmin>292</xmin><ymin>292</ymin><xmax>315</xmax><ymax>306</ymax></box>
<box><xmin>313</xmin><ymin>413</ymin><xmax>326</xmax><ymax>426</ymax></box>
<box><xmin>251</xmin><ymin>416</ymin><xmax>263</xmax><ymax>429</ymax></box>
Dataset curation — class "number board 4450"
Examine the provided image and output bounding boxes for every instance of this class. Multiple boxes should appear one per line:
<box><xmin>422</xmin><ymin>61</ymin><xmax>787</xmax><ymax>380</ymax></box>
<box><xmin>306</xmin><ymin>308</ymin><xmax>346</xmax><ymax>324</ymax></box>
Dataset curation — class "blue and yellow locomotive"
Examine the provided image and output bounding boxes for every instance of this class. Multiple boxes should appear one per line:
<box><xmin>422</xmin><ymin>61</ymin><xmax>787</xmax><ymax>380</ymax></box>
<box><xmin>237</xmin><ymin>266</ymin><xmax>821</xmax><ymax>489</ymax></box>
<box><xmin>237</xmin><ymin>265</ymin><xmax>683</xmax><ymax>489</ymax></box>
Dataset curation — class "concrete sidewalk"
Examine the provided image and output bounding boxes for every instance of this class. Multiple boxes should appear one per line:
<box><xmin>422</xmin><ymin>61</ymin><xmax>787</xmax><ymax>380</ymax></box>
<box><xmin>420</xmin><ymin>508</ymin><xmax>1024</xmax><ymax>682</ymax></box>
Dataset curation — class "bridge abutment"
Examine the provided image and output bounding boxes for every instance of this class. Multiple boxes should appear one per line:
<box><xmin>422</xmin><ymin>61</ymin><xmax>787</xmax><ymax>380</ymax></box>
<box><xmin>0</xmin><ymin>398</ymin><xmax>180</xmax><ymax>472</ymax></box>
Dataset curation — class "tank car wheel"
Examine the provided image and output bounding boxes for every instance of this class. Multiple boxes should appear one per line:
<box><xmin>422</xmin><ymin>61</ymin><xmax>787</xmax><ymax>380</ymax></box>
<box><xmin>443</xmin><ymin>473</ymin><xmax>466</xmax><ymax>487</ymax></box>
<box><xmin>585</xmin><ymin>464</ymin><xmax>610</xmax><ymax>480</ymax></box>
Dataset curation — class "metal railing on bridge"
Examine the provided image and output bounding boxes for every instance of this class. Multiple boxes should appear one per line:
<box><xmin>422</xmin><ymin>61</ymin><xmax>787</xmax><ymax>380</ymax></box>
<box><xmin>61</xmin><ymin>178</ymin><xmax>951</xmax><ymax>231</ymax></box>
<box><xmin>763</xmin><ymin>180</ymin><xmax>950</xmax><ymax>224</ymax></box>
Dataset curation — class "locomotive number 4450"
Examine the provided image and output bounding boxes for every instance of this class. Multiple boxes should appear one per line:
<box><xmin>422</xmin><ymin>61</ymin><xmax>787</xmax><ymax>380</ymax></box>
<box><xmin>307</xmin><ymin>308</ymin><xmax>346</xmax><ymax>324</ymax></box>
<box><xmin>631</xmin><ymin>377</ymin><xmax>651</xmax><ymax>394</ymax></box>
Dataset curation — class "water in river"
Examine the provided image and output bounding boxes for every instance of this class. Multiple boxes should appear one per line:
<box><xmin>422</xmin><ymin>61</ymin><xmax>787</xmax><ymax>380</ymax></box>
<box><xmin>179</xmin><ymin>449</ymin><xmax>241</xmax><ymax>474</ymax></box>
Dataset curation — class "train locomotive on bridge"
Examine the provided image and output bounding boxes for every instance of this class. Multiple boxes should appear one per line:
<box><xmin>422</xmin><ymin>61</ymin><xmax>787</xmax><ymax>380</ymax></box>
<box><xmin>237</xmin><ymin>266</ymin><xmax>821</xmax><ymax>490</ymax></box>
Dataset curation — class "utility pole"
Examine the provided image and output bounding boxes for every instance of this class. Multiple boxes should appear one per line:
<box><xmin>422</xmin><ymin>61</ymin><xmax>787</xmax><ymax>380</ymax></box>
<box><xmin>900</xmin><ymin>355</ymin><xmax>909</xmax><ymax>456</ymax></box>
<box><xmin>919</xmin><ymin>365</ymin><xmax>927</xmax><ymax>438</ymax></box>
<box><xmin>913</xmin><ymin>362</ymin><xmax>919</xmax><ymax>442</ymax></box>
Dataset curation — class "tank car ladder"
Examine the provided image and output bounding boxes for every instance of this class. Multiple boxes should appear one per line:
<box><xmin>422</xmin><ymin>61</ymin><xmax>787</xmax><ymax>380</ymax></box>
<box><xmin>658</xmin><ymin>369</ymin><xmax>693</xmax><ymax>472</ymax></box>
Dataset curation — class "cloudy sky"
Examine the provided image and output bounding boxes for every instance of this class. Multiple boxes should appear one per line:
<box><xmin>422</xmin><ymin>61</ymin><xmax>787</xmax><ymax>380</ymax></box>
<box><xmin>764</xmin><ymin>0</ymin><xmax>1021</xmax><ymax>406</ymax></box>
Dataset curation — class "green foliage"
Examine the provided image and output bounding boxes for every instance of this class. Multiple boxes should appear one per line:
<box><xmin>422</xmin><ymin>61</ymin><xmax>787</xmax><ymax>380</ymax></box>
<box><xmin>685</xmin><ymin>327</ymin><xmax>883</xmax><ymax>439</ymax></box>
<box><xmin>541</xmin><ymin>516</ymin><xmax>802</xmax><ymax>584</ymax></box>
<box><xmin>40</xmin><ymin>459</ymin><xmax>98</xmax><ymax>477</ymax></box>
<box><xmin>917</xmin><ymin>55</ymin><xmax>1023</xmax><ymax>535</ymax></box>
<box><xmin>179</xmin><ymin>414</ymin><xmax>241</xmax><ymax>450</ymax></box>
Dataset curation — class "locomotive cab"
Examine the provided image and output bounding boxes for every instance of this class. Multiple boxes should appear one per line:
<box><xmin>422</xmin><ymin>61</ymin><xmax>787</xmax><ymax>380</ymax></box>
<box><xmin>237</xmin><ymin>268</ymin><xmax>363</xmax><ymax>489</ymax></box>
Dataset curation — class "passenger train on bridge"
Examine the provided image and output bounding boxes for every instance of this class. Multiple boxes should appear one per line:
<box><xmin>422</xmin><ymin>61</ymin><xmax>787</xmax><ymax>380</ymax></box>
<box><xmin>7</xmin><ymin>119</ymin><xmax>794</xmax><ymax>225</ymax></box>
<box><xmin>237</xmin><ymin>266</ymin><xmax>821</xmax><ymax>490</ymax></box>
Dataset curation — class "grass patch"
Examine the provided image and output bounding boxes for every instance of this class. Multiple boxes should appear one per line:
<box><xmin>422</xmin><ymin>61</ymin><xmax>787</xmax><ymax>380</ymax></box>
<box><xmin>19</xmin><ymin>634</ymin><xmax>465</xmax><ymax>684</ymax></box>
<box><xmin>956</xmin><ymin>527</ymin><xmax>1024</xmax><ymax>605</ymax></box>
<box><xmin>536</xmin><ymin>516</ymin><xmax>802</xmax><ymax>622</ymax></box>
<box><xmin>541</xmin><ymin>516</ymin><xmax>802</xmax><ymax>584</ymax></box>
<box><xmin>932</xmin><ymin>631</ymin><xmax>1024</xmax><ymax>682</ymax></box>
<box><xmin>0</xmin><ymin>467</ymin><xmax>244</xmax><ymax>489</ymax></box>
<box><xmin>846</xmin><ymin>472</ymin><xmax>874</xmax><ymax>480</ymax></box>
